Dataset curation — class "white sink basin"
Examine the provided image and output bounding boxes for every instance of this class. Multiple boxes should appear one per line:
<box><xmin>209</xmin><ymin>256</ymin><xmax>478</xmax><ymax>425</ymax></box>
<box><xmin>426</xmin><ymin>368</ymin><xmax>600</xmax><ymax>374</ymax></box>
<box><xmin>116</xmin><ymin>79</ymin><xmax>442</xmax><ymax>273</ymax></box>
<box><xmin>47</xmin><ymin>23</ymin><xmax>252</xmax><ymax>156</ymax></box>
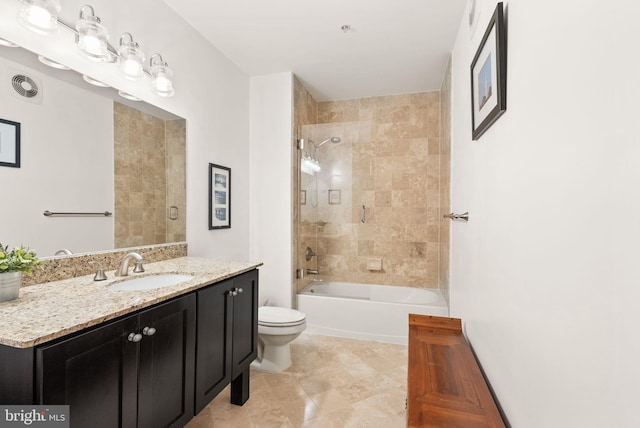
<box><xmin>110</xmin><ymin>274</ymin><xmax>194</xmax><ymax>291</ymax></box>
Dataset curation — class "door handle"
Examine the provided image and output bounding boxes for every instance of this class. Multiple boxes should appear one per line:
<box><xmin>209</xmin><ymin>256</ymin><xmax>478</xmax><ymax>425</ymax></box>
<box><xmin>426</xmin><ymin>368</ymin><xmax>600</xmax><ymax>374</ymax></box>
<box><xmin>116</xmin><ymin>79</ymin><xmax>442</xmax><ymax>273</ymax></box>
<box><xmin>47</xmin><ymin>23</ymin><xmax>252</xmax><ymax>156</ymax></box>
<box><xmin>443</xmin><ymin>212</ymin><xmax>469</xmax><ymax>222</ymax></box>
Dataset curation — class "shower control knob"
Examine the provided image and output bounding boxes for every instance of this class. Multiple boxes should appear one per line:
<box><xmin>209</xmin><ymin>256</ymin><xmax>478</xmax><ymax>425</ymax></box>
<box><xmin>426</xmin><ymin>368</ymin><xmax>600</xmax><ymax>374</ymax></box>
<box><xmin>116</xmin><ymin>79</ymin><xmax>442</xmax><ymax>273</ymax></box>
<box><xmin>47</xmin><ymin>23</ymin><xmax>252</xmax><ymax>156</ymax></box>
<box><xmin>142</xmin><ymin>327</ymin><xmax>156</xmax><ymax>336</ymax></box>
<box><xmin>127</xmin><ymin>333</ymin><xmax>143</xmax><ymax>343</ymax></box>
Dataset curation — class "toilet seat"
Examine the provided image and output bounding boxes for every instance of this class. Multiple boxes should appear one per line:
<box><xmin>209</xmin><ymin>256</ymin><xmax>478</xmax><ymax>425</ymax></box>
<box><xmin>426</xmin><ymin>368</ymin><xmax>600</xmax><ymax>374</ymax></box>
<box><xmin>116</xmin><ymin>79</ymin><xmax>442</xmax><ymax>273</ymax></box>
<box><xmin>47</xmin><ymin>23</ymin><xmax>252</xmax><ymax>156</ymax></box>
<box><xmin>258</xmin><ymin>306</ymin><xmax>306</xmax><ymax>327</ymax></box>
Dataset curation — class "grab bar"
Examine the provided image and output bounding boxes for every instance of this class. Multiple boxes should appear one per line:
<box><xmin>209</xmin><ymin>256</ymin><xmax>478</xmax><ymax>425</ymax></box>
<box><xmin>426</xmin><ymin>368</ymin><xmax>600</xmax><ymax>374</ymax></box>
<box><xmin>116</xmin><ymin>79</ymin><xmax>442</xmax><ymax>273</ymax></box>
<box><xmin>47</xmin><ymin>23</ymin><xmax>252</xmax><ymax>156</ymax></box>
<box><xmin>44</xmin><ymin>211</ymin><xmax>113</xmax><ymax>217</ymax></box>
<box><xmin>360</xmin><ymin>205</ymin><xmax>366</xmax><ymax>224</ymax></box>
<box><xmin>443</xmin><ymin>212</ymin><xmax>469</xmax><ymax>222</ymax></box>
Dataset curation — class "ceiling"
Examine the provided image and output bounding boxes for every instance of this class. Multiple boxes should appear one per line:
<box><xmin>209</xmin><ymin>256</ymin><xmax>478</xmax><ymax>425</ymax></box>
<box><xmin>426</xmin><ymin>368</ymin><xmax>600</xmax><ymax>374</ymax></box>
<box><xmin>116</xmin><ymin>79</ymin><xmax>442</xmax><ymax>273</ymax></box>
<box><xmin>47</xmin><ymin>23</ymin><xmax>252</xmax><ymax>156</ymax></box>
<box><xmin>163</xmin><ymin>0</ymin><xmax>467</xmax><ymax>102</ymax></box>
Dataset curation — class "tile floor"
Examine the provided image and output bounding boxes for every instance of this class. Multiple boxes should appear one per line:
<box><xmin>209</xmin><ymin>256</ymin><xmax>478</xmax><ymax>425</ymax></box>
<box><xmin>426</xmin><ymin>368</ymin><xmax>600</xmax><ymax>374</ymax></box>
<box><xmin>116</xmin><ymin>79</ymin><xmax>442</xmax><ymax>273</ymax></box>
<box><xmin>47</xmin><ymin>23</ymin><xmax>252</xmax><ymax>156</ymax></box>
<box><xmin>186</xmin><ymin>332</ymin><xmax>408</xmax><ymax>427</ymax></box>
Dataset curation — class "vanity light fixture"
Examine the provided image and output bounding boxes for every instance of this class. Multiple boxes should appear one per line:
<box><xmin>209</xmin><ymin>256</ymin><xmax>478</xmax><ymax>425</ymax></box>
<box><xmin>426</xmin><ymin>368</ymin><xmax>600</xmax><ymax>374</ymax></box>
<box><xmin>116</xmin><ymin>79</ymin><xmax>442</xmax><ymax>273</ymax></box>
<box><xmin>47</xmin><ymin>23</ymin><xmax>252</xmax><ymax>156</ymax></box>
<box><xmin>17</xmin><ymin>0</ymin><xmax>61</xmax><ymax>35</ymax></box>
<box><xmin>149</xmin><ymin>53</ymin><xmax>174</xmax><ymax>97</ymax></box>
<box><xmin>38</xmin><ymin>55</ymin><xmax>70</xmax><ymax>70</ymax></box>
<box><xmin>82</xmin><ymin>74</ymin><xmax>110</xmax><ymax>88</ymax></box>
<box><xmin>0</xmin><ymin>37</ymin><xmax>19</xmax><ymax>47</ymax></box>
<box><xmin>117</xmin><ymin>33</ymin><xmax>145</xmax><ymax>80</ymax></box>
<box><xmin>75</xmin><ymin>5</ymin><xmax>111</xmax><ymax>62</ymax></box>
<box><xmin>13</xmin><ymin>1</ymin><xmax>177</xmax><ymax>96</ymax></box>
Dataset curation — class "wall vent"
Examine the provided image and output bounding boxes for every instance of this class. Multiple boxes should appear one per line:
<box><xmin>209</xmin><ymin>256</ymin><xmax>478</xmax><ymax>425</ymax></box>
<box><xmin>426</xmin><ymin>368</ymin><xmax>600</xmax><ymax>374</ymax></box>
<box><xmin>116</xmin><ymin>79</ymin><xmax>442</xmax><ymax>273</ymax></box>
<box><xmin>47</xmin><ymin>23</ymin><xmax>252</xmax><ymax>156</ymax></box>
<box><xmin>6</xmin><ymin>67</ymin><xmax>43</xmax><ymax>104</ymax></box>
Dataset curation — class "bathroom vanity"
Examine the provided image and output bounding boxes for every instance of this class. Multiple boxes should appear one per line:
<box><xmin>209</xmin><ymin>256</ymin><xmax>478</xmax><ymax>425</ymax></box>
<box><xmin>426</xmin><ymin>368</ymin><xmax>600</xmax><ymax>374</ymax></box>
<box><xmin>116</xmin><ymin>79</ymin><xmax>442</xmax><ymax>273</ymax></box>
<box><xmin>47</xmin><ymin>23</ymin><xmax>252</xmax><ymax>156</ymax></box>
<box><xmin>0</xmin><ymin>257</ymin><xmax>260</xmax><ymax>428</ymax></box>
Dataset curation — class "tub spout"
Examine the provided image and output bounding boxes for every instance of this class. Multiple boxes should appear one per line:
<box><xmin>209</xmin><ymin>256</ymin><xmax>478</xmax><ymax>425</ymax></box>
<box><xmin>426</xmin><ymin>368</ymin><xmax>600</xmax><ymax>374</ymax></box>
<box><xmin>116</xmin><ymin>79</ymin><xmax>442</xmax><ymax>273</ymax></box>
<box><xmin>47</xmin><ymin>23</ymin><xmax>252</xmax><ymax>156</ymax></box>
<box><xmin>306</xmin><ymin>269</ymin><xmax>319</xmax><ymax>275</ymax></box>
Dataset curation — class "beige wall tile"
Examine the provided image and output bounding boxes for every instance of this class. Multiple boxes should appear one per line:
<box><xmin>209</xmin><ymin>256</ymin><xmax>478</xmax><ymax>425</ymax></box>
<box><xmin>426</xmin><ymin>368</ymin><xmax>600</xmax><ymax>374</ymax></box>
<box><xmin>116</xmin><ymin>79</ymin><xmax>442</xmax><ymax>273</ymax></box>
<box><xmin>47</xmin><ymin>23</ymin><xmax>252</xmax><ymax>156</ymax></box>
<box><xmin>296</xmin><ymin>91</ymin><xmax>443</xmax><ymax>290</ymax></box>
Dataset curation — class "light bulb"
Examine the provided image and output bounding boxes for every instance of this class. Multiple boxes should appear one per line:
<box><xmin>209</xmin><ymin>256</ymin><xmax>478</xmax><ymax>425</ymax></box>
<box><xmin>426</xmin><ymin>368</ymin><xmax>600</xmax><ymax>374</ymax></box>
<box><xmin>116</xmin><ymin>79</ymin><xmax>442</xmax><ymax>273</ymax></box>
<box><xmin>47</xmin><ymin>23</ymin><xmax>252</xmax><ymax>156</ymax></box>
<box><xmin>17</xmin><ymin>0</ymin><xmax>61</xmax><ymax>35</ymax></box>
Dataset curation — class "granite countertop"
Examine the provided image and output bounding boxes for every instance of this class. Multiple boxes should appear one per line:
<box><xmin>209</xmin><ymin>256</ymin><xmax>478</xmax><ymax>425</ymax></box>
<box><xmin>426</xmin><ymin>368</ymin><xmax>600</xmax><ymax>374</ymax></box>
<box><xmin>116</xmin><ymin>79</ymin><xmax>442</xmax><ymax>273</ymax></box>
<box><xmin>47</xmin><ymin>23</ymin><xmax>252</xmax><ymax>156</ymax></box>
<box><xmin>0</xmin><ymin>257</ymin><xmax>262</xmax><ymax>348</ymax></box>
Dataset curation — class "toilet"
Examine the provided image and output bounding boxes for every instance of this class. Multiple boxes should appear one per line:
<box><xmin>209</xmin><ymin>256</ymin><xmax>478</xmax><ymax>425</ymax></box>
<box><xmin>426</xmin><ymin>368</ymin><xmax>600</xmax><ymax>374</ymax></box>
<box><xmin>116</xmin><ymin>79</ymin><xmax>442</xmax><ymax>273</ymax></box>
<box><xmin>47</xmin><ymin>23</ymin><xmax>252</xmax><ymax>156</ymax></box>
<box><xmin>251</xmin><ymin>306</ymin><xmax>306</xmax><ymax>372</ymax></box>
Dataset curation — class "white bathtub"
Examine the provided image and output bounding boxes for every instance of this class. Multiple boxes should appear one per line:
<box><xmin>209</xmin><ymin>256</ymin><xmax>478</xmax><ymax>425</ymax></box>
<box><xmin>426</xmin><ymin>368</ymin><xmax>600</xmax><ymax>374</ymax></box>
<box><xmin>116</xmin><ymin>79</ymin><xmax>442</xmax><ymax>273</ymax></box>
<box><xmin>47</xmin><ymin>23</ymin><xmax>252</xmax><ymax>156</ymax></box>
<box><xmin>297</xmin><ymin>281</ymin><xmax>449</xmax><ymax>345</ymax></box>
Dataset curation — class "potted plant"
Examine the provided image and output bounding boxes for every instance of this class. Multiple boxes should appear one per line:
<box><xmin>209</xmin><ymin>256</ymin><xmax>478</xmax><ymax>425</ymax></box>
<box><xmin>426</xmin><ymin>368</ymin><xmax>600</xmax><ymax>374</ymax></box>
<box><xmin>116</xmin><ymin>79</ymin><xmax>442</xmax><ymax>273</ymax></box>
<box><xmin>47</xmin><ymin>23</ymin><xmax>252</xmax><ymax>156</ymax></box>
<box><xmin>0</xmin><ymin>243</ymin><xmax>42</xmax><ymax>302</ymax></box>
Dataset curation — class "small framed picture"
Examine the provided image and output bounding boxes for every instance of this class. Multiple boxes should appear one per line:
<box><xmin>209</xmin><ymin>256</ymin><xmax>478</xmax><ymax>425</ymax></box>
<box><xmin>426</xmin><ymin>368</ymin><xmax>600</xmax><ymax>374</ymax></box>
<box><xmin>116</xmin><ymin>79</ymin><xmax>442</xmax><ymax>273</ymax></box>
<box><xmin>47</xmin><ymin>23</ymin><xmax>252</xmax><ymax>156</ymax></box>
<box><xmin>328</xmin><ymin>189</ymin><xmax>341</xmax><ymax>205</ymax></box>
<box><xmin>470</xmin><ymin>2</ymin><xmax>507</xmax><ymax>140</ymax></box>
<box><xmin>300</xmin><ymin>190</ymin><xmax>306</xmax><ymax>205</ymax></box>
<box><xmin>0</xmin><ymin>118</ymin><xmax>21</xmax><ymax>168</ymax></box>
<box><xmin>208</xmin><ymin>163</ymin><xmax>231</xmax><ymax>229</ymax></box>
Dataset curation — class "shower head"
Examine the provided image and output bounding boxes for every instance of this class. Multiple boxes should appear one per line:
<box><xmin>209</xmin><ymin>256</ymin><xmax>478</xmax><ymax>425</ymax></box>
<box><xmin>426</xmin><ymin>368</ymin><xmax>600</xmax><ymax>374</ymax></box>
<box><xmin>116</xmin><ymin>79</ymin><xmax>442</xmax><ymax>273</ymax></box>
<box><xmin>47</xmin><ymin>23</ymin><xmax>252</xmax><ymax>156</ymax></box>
<box><xmin>317</xmin><ymin>137</ymin><xmax>341</xmax><ymax>147</ymax></box>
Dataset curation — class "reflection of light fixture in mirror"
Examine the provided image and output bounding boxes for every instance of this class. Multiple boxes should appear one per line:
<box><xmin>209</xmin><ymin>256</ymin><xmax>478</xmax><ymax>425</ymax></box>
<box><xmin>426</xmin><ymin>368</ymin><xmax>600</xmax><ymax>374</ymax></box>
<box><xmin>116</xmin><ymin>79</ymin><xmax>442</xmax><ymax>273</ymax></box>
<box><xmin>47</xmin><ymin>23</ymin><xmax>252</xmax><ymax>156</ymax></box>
<box><xmin>150</xmin><ymin>54</ymin><xmax>174</xmax><ymax>97</ymax></box>
<box><xmin>38</xmin><ymin>55</ymin><xmax>70</xmax><ymax>70</ymax></box>
<box><xmin>118</xmin><ymin>90</ymin><xmax>141</xmax><ymax>101</ymax></box>
<box><xmin>0</xmin><ymin>37</ymin><xmax>19</xmax><ymax>47</ymax></box>
<box><xmin>75</xmin><ymin>5</ymin><xmax>111</xmax><ymax>62</ymax></box>
<box><xmin>17</xmin><ymin>0</ymin><xmax>61</xmax><ymax>35</ymax></box>
<box><xmin>82</xmin><ymin>74</ymin><xmax>110</xmax><ymax>88</ymax></box>
<box><xmin>117</xmin><ymin>33</ymin><xmax>145</xmax><ymax>80</ymax></box>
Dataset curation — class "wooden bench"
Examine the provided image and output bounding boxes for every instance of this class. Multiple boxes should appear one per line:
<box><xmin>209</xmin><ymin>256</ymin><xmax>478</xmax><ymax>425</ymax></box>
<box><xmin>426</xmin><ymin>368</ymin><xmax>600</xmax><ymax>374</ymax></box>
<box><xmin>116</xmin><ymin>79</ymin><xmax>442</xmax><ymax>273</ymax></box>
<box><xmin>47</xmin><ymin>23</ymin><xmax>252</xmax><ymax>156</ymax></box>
<box><xmin>407</xmin><ymin>314</ymin><xmax>506</xmax><ymax>427</ymax></box>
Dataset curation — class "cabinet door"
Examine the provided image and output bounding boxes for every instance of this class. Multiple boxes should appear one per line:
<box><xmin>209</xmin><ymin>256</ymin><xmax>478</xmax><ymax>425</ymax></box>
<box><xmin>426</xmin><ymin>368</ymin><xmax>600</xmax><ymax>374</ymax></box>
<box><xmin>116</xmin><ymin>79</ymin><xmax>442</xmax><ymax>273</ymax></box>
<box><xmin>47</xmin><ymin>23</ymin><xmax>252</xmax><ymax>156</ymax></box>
<box><xmin>36</xmin><ymin>315</ymin><xmax>139</xmax><ymax>428</ymax></box>
<box><xmin>194</xmin><ymin>279</ymin><xmax>233</xmax><ymax>413</ymax></box>
<box><xmin>137</xmin><ymin>294</ymin><xmax>195</xmax><ymax>428</ymax></box>
<box><xmin>231</xmin><ymin>269</ymin><xmax>258</xmax><ymax>378</ymax></box>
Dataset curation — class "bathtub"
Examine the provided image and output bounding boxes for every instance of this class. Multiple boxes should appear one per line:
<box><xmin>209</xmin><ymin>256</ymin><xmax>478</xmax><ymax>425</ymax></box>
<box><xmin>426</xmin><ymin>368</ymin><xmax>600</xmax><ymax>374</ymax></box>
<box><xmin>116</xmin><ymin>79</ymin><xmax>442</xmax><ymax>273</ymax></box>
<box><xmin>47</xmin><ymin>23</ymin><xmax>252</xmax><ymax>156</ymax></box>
<box><xmin>297</xmin><ymin>281</ymin><xmax>449</xmax><ymax>345</ymax></box>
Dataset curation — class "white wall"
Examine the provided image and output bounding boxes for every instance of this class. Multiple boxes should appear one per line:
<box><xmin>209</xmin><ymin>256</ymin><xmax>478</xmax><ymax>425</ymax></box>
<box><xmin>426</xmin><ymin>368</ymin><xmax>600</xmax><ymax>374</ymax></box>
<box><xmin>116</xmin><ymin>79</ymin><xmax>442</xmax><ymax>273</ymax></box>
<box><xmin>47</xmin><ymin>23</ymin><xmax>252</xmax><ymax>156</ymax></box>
<box><xmin>450</xmin><ymin>0</ymin><xmax>640</xmax><ymax>426</ymax></box>
<box><xmin>0</xmin><ymin>56</ymin><xmax>113</xmax><ymax>256</ymax></box>
<box><xmin>249</xmin><ymin>73</ymin><xmax>294</xmax><ymax>307</ymax></box>
<box><xmin>0</xmin><ymin>0</ymin><xmax>251</xmax><ymax>261</ymax></box>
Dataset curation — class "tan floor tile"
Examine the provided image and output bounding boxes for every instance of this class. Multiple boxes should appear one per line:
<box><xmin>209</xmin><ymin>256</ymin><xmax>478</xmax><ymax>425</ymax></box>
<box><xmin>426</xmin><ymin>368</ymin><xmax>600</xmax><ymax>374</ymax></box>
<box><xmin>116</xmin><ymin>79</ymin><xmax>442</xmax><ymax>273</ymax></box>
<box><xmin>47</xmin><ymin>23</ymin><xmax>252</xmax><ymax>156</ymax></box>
<box><xmin>186</xmin><ymin>333</ymin><xmax>408</xmax><ymax>428</ymax></box>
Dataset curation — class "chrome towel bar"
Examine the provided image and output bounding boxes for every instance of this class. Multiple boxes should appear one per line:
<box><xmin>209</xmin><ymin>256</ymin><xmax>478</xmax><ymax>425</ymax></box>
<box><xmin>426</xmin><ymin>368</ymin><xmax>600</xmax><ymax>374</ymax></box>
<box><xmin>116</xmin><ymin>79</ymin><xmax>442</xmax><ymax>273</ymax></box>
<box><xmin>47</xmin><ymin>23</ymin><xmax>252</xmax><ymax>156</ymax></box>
<box><xmin>43</xmin><ymin>211</ymin><xmax>113</xmax><ymax>217</ymax></box>
<box><xmin>443</xmin><ymin>212</ymin><xmax>469</xmax><ymax>222</ymax></box>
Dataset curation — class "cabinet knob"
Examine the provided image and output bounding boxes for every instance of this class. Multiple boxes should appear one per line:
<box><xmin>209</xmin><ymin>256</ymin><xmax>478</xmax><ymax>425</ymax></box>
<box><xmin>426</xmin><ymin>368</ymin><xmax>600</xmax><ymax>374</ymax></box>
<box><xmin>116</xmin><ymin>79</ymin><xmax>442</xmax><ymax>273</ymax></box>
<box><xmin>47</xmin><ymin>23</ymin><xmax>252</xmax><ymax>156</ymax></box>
<box><xmin>227</xmin><ymin>287</ymin><xmax>243</xmax><ymax>297</ymax></box>
<box><xmin>142</xmin><ymin>327</ymin><xmax>156</xmax><ymax>336</ymax></box>
<box><xmin>128</xmin><ymin>333</ymin><xmax>143</xmax><ymax>343</ymax></box>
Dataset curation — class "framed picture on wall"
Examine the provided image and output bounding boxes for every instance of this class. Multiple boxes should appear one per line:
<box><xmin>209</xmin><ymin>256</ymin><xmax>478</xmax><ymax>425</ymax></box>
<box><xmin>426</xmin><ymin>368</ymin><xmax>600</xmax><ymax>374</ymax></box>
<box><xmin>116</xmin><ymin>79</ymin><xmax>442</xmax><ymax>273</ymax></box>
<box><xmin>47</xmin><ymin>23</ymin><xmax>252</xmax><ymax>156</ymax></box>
<box><xmin>470</xmin><ymin>2</ymin><xmax>507</xmax><ymax>140</ymax></box>
<box><xmin>0</xmin><ymin>118</ymin><xmax>21</xmax><ymax>168</ymax></box>
<box><xmin>208</xmin><ymin>163</ymin><xmax>231</xmax><ymax>229</ymax></box>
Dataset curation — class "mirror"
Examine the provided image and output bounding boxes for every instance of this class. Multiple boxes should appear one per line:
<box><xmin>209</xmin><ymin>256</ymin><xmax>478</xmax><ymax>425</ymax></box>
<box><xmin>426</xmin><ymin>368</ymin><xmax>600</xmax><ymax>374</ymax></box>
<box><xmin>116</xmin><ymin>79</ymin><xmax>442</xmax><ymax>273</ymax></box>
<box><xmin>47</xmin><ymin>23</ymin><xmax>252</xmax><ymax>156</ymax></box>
<box><xmin>0</xmin><ymin>45</ymin><xmax>186</xmax><ymax>257</ymax></box>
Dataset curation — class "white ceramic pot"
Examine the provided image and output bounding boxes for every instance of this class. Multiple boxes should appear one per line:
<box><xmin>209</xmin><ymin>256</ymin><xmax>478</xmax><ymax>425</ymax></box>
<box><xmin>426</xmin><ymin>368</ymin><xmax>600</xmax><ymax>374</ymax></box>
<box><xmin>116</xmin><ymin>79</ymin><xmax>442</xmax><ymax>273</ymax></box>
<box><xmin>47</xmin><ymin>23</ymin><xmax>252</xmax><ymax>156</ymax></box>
<box><xmin>0</xmin><ymin>271</ymin><xmax>22</xmax><ymax>302</ymax></box>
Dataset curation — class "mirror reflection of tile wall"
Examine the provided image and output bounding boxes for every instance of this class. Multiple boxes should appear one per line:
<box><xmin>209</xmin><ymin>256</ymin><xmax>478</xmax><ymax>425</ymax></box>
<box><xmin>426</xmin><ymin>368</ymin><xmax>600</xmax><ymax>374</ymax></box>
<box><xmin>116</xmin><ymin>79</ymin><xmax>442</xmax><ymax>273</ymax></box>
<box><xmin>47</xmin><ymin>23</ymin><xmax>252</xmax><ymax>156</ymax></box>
<box><xmin>114</xmin><ymin>102</ymin><xmax>186</xmax><ymax>248</ymax></box>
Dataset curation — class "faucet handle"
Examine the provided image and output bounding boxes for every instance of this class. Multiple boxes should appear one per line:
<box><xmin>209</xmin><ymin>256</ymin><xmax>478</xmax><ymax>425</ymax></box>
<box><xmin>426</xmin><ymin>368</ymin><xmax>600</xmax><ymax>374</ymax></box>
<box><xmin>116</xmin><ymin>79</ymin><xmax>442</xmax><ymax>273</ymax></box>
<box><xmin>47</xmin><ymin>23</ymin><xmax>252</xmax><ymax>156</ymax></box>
<box><xmin>89</xmin><ymin>261</ymin><xmax>107</xmax><ymax>281</ymax></box>
<box><xmin>133</xmin><ymin>259</ymin><xmax>145</xmax><ymax>273</ymax></box>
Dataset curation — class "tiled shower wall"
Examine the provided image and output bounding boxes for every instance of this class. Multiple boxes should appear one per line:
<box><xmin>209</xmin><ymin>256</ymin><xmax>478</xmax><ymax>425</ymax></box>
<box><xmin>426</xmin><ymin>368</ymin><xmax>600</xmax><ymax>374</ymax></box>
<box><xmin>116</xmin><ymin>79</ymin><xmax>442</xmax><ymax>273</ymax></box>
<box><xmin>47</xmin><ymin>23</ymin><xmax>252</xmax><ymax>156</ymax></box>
<box><xmin>315</xmin><ymin>93</ymin><xmax>441</xmax><ymax>288</ymax></box>
<box><xmin>114</xmin><ymin>102</ymin><xmax>186</xmax><ymax>248</ymax></box>
<box><xmin>294</xmin><ymin>90</ymin><xmax>442</xmax><ymax>290</ymax></box>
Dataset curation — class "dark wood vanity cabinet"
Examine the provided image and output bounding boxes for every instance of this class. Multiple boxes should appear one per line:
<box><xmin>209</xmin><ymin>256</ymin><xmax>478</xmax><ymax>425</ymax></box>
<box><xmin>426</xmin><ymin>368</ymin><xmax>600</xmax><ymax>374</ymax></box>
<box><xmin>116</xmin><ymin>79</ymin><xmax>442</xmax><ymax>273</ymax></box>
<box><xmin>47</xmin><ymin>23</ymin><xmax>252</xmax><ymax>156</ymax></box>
<box><xmin>0</xmin><ymin>268</ymin><xmax>258</xmax><ymax>428</ymax></box>
<box><xmin>194</xmin><ymin>269</ymin><xmax>258</xmax><ymax>413</ymax></box>
<box><xmin>36</xmin><ymin>294</ymin><xmax>195</xmax><ymax>428</ymax></box>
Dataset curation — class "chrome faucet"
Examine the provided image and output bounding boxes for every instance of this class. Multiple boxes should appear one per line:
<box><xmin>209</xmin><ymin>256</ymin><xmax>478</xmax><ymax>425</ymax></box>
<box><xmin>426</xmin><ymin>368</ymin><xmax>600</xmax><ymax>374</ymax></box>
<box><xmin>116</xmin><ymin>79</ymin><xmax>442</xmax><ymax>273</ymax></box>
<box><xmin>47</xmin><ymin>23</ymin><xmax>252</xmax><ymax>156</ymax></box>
<box><xmin>115</xmin><ymin>252</ymin><xmax>145</xmax><ymax>277</ymax></box>
<box><xmin>305</xmin><ymin>247</ymin><xmax>316</xmax><ymax>261</ymax></box>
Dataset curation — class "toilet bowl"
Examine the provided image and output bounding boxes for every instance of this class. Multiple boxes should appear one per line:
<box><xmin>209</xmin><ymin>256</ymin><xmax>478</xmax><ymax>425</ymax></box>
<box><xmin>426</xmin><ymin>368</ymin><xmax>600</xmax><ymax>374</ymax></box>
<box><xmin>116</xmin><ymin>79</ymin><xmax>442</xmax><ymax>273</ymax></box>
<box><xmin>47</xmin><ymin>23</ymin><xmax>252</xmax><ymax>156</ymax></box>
<box><xmin>251</xmin><ymin>306</ymin><xmax>306</xmax><ymax>372</ymax></box>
